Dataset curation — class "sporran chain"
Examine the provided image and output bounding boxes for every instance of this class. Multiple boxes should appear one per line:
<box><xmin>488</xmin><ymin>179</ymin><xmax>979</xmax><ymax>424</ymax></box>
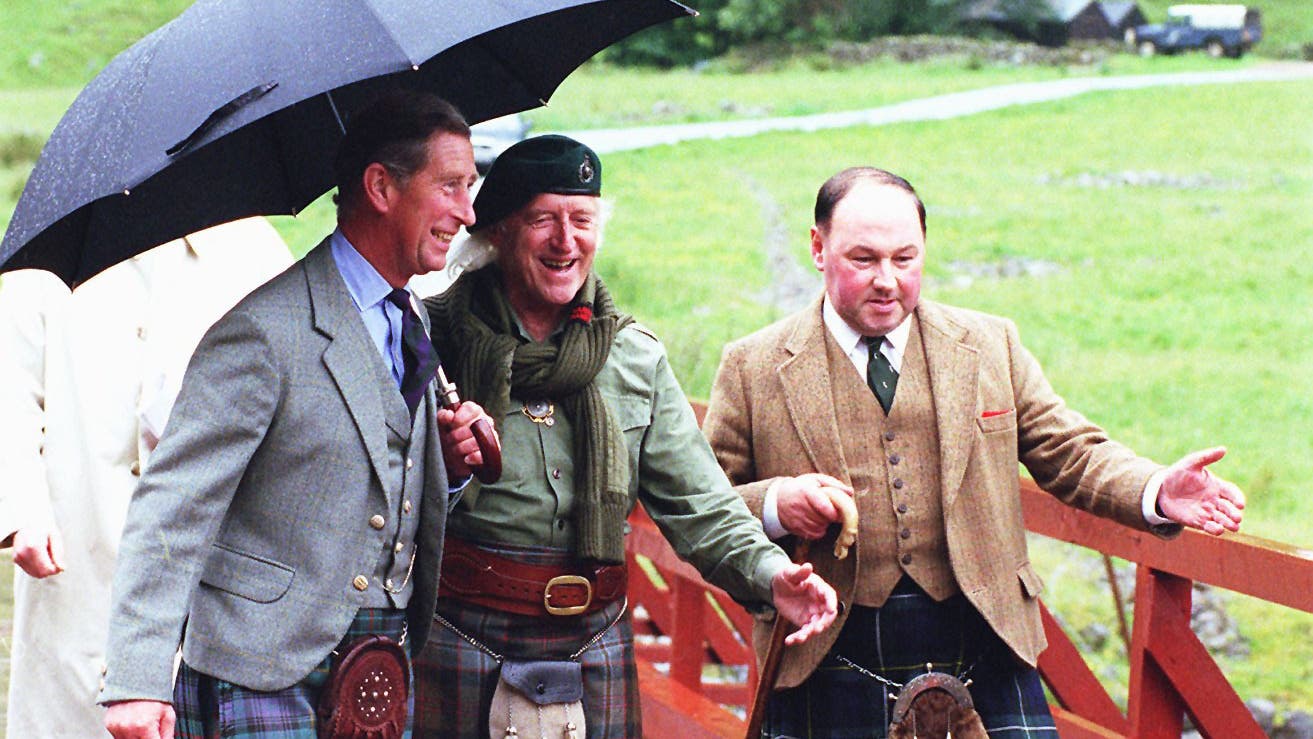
<box><xmin>833</xmin><ymin>654</ymin><xmax>977</xmax><ymax>700</ymax></box>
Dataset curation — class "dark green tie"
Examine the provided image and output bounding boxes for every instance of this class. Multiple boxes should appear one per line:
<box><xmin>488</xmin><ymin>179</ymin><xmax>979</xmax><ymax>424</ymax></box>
<box><xmin>866</xmin><ymin>336</ymin><xmax>898</xmax><ymax>414</ymax></box>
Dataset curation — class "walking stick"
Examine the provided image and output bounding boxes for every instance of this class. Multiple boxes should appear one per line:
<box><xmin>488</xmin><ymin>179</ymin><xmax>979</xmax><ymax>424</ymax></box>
<box><xmin>744</xmin><ymin>541</ymin><xmax>811</xmax><ymax>739</ymax></box>
<box><xmin>744</xmin><ymin>487</ymin><xmax>857</xmax><ymax>739</ymax></box>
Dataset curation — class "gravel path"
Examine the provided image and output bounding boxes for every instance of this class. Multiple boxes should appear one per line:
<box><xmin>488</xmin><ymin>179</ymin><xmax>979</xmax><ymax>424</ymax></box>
<box><xmin>557</xmin><ymin>63</ymin><xmax>1313</xmax><ymax>154</ymax></box>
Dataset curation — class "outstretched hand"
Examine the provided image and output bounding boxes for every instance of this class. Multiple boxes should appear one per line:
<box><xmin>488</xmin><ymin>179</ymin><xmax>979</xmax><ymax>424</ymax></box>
<box><xmin>1156</xmin><ymin>447</ymin><xmax>1245</xmax><ymax>536</ymax></box>
<box><xmin>770</xmin><ymin>562</ymin><xmax>838</xmax><ymax>646</ymax></box>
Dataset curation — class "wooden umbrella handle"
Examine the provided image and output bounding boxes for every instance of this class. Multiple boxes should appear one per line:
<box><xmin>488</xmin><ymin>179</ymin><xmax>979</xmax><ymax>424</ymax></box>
<box><xmin>468</xmin><ymin>417</ymin><xmax>501</xmax><ymax>484</ymax></box>
<box><xmin>435</xmin><ymin>365</ymin><xmax>502</xmax><ymax>484</ymax></box>
<box><xmin>744</xmin><ymin>540</ymin><xmax>812</xmax><ymax>739</ymax></box>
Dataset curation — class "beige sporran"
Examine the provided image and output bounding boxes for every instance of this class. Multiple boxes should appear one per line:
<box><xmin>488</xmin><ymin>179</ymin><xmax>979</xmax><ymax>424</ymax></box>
<box><xmin>489</xmin><ymin>660</ymin><xmax>586</xmax><ymax>739</ymax></box>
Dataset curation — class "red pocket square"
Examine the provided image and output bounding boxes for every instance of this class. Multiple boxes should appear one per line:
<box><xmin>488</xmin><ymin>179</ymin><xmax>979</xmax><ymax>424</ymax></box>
<box><xmin>981</xmin><ymin>409</ymin><xmax>1013</xmax><ymax>418</ymax></box>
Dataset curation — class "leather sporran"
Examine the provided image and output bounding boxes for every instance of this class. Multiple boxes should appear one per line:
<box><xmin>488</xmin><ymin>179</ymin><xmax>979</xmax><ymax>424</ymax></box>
<box><xmin>887</xmin><ymin>671</ymin><xmax>988</xmax><ymax>739</ymax></box>
<box><xmin>317</xmin><ymin>635</ymin><xmax>410</xmax><ymax>739</ymax></box>
<box><xmin>489</xmin><ymin>660</ymin><xmax>586</xmax><ymax>739</ymax></box>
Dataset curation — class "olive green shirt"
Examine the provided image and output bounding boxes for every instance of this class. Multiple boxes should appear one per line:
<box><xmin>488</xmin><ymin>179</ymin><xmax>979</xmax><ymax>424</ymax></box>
<box><xmin>449</xmin><ymin>322</ymin><xmax>788</xmax><ymax>605</ymax></box>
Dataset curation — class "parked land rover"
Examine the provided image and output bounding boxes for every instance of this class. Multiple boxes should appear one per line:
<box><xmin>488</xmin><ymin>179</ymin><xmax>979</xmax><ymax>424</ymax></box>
<box><xmin>1128</xmin><ymin>4</ymin><xmax>1262</xmax><ymax>58</ymax></box>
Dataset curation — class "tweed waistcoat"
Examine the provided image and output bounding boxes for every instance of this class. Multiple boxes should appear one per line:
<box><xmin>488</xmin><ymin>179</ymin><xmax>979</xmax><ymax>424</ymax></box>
<box><xmin>829</xmin><ymin>316</ymin><xmax>959</xmax><ymax>606</ymax></box>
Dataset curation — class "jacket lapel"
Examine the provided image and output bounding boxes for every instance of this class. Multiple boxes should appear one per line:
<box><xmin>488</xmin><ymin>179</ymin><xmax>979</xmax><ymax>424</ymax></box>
<box><xmin>303</xmin><ymin>242</ymin><xmax>392</xmax><ymax>489</ymax></box>
<box><xmin>918</xmin><ymin>302</ymin><xmax>979</xmax><ymax>512</ymax></box>
<box><xmin>776</xmin><ymin>299</ymin><xmax>850</xmax><ymax>484</ymax></box>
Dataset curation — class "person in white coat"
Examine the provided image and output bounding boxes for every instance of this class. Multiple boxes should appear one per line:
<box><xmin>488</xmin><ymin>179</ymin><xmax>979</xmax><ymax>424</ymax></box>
<box><xmin>0</xmin><ymin>217</ymin><xmax>293</xmax><ymax>738</ymax></box>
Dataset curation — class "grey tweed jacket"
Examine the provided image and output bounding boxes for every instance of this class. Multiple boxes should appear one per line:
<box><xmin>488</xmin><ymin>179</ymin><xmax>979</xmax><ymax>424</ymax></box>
<box><xmin>100</xmin><ymin>241</ymin><xmax>452</xmax><ymax>703</ymax></box>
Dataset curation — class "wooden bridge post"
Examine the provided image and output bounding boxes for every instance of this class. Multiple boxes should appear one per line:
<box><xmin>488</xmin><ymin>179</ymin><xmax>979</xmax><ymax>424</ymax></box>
<box><xmin>1127</xmin><ymin>566</ymin><xmax>1191</xmax><ymax>737</ymax></box>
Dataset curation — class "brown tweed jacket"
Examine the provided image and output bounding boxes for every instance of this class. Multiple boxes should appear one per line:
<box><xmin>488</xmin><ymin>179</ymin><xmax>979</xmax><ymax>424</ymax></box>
<box><xmin>703</xmin><ymin>297</ymin><xmax>1177</xmax><ymax>689</ymax></box>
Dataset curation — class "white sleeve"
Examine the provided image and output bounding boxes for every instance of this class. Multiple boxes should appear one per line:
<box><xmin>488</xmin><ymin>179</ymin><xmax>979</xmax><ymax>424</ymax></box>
<box><xmin>0</xmin><ymin>271</ymin><xmax>69</xmax><ymax>541</ymax></box>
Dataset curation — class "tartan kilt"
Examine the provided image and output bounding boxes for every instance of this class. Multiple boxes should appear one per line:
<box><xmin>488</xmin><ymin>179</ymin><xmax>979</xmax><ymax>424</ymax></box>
<box><xmin>763</xmin><ymin>579</ymin><xmax>1057</xmax><ymax>739</ymax></box>
<box><xmin>174</xmin><ymin>608</ymin><xmax>411</xmax><ymax>739</ymax></box>
<box><xmin>413</xmin><ymin>596</ymin><xmax>637</xmax><ymax>739</ymax></box>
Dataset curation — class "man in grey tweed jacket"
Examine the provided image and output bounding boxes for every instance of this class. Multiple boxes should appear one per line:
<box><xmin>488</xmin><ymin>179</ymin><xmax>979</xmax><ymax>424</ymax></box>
<box><xmin>99</xmin><ymin>92</ymin><xmax>493</xmax><ymax>739</ymax></box>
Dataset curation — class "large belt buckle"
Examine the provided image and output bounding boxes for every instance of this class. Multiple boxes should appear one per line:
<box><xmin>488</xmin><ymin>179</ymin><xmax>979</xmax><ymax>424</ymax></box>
<box><xmin>543</xmin><ymin>574</ymin><xmax>592</xmax><ymax>616</ymax></box>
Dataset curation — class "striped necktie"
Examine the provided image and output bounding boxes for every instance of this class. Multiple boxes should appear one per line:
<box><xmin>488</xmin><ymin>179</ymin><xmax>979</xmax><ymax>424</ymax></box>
<box><xmin>386</xmin><ymin>289</ymin><xmax>439</xmax><ymax>419</ymax></box>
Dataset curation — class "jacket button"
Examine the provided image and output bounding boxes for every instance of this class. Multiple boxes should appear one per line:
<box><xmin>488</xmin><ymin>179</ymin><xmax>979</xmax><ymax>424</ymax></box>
<box><xmin>130</xmin><ymin>460</ymin><xmax>141</xmax><ymax>476</ymax></box>
<box><xmin>369</xmin><ymin>515</ymin><xmax>386</xmax><ymax>529</ymax></box>
<box><xmin>552</xmin><ymin>468</ymin><xmax>562</xmax><ymax>480</ymax></box>
<box><xmin>353</xmin><ymin>575</ymin><xmax>369</xmax><ymax>591</ymax></box>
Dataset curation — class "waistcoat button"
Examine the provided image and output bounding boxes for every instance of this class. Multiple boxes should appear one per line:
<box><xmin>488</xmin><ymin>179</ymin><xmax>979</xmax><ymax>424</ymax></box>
<box><xmin>353</xmin><ymin>575</ymin><xmax>369</xmax><ymax>591</ymax></box>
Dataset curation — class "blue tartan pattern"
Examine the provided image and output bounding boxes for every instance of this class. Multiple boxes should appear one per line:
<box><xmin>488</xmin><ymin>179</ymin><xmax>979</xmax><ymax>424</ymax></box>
<box><xmin>174</xmin><ymin>608</ymin><xmax>411</xmax><ymax>738</ymax></box>
<box><xmin>762</xmin><ymin>579</ymin><xmax>1058</xmax><ymax>739</ymax></box>
<box><xmin>413</xmin><ymin>596</ymin><xmax>636</xmax><ymax>738</ymax></box>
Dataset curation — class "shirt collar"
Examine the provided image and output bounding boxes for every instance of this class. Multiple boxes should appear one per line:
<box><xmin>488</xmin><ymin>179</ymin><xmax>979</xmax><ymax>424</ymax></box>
<box><xmin>821</xmin><ymin>295</ymin><xmax>913</xmax><ymax>369</ymax></box>
<box><xmin>329</xmin><ymin>229</ymin><xmax>393</xmax><ymax>313</ymax></box>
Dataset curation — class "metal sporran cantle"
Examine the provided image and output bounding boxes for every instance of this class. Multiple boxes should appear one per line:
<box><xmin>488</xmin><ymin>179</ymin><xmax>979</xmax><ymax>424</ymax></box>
<box><xmin>887</xmin><ymin>670</ymin><xmax>988</xmax><ymax>739</ymax></box>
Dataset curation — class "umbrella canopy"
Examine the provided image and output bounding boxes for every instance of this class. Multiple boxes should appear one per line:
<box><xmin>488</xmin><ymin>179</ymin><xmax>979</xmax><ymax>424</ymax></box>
<box><xmin>1</xmin><ymin>0</ymin><xmax>693</xmax><ymax>287</ymax></box>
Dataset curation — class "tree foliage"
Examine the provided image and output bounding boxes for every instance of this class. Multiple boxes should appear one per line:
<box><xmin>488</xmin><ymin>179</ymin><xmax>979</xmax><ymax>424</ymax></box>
<box><xmin>604</xmin><ymin>0</ymin><xmax>1026</xmax><ymax>66</ymax></box>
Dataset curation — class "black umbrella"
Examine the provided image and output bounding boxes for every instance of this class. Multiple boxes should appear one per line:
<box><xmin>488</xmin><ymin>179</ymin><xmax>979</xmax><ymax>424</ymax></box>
<box><xmin>0</xmin><ymin>0</ymin><xmax>693</xmax><ymax>287</ymax></box>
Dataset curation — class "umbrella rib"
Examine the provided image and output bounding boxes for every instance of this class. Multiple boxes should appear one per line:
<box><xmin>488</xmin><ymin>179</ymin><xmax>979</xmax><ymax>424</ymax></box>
<box><xmin>326</xmin><ymin>90</ymin><xmax>347</xmax><ymax>135</ymax></box>
<box><xmin>357</xmin><ymin>0</ymin><xmax>422</xmax><ymax>68</ymax></box>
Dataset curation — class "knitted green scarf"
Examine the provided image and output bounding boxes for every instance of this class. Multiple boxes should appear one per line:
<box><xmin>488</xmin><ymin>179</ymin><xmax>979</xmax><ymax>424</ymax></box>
<box><xmin>424</xmin><ymin>265</ymin><xmax>634</xmax><ymax>563</ymax></box>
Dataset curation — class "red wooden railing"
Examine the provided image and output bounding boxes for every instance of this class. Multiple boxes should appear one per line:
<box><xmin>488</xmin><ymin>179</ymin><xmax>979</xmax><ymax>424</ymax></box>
<box><xmin>625</xmin><ymin>403</ymin><xmax>1313</xmax><ymax>738</ymax></box>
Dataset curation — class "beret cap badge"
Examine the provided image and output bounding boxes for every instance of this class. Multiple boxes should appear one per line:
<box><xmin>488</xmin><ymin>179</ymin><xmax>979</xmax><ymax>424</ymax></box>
<box><xmin>471</xmin><ymin>134</ymin><xmax>602</xmax><ymax>232</ymax></box>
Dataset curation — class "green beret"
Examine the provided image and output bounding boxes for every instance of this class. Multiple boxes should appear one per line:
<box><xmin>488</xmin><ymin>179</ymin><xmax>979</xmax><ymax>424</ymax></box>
<box><xmin>471</xmin><ymin>134</ymin><xmax>601</xmax><ymax>231</ymax></box>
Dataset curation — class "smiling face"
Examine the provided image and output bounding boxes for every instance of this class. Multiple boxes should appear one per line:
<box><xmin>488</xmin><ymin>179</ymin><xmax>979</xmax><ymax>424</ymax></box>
<box><xmin>491</xmin><ymin>192</ymin><xmax>601</xmax><ymax>337</ymax></box>
<box><xmin>811</xmin><ymin>181</ymin><xmax>925</xmax><ymax>337</ymax></box>
<box><xmin>384</xmin><ymin>130</ymin><xmax>478</xmax><ymax>281</ymax></box>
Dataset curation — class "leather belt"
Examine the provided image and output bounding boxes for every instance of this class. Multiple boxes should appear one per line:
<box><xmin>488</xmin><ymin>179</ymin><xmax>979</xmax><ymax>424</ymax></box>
<box><xmin>439</xmin><ymin>537</ymin><xmax>626</xmax><ymax>617</ymax></box>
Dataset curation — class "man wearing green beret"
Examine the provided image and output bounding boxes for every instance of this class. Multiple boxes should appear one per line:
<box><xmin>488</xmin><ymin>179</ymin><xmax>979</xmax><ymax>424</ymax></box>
<box><xmin>414</xmin><ymin>135</ymin><xmax>840</xmax><ymax>738</ymax></box>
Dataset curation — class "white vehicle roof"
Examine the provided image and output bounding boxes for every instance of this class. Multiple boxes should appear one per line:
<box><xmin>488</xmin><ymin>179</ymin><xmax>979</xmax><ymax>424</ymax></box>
<box><xmin>1166</xmin><ymin>4</ymin><xmax>1249</xmax><ymax>28</ymax></box>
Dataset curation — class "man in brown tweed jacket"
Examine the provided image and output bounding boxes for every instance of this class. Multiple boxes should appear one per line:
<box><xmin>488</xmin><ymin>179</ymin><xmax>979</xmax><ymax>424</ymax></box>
<box><xmin>703</xmin><ymin>166</ymin><xmax>1246</xmax><ymax>738</ymax></box>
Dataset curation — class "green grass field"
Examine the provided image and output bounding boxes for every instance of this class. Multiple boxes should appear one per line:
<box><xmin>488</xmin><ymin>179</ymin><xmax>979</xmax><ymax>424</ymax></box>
<box><xmin>2</xmin><ymin>0</ymin><xmax>1312</xmax><ymax>730</ymax></box>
